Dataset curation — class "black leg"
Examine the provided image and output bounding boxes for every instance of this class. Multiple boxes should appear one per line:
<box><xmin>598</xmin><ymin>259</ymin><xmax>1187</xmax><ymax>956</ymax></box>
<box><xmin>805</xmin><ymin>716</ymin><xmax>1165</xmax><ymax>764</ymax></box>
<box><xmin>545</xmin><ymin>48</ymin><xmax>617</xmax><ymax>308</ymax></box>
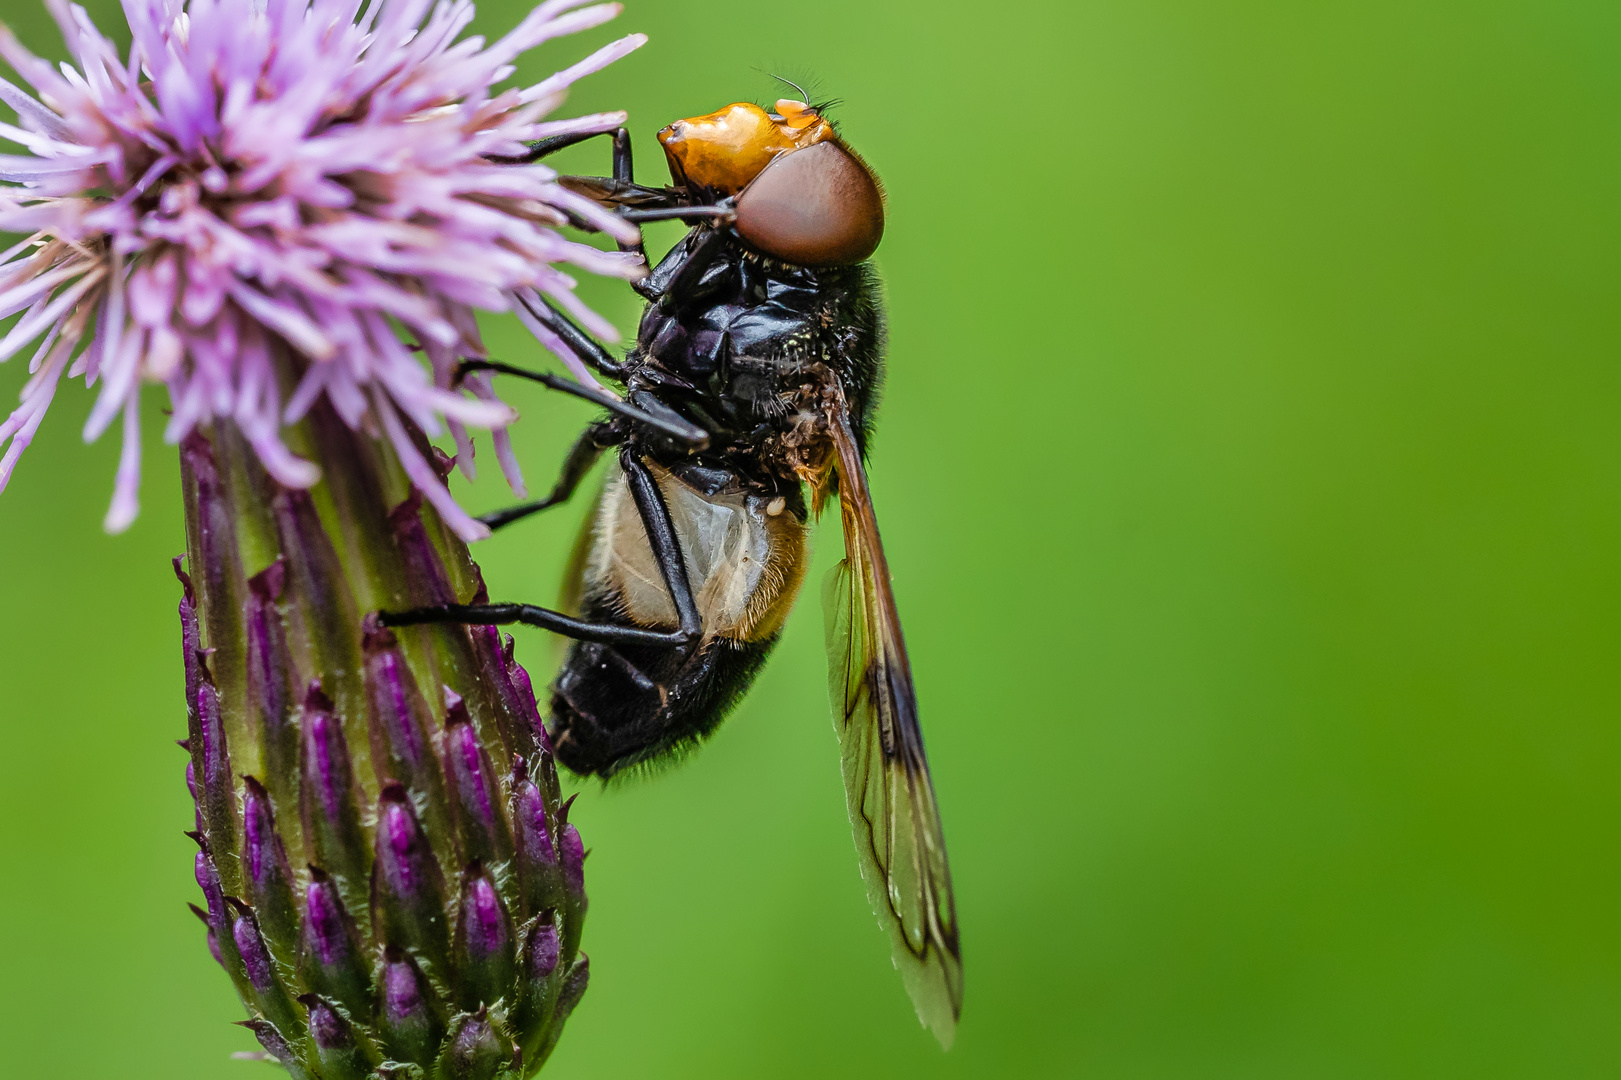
<box><xmin>606</xmin><ymin>127</ymin><xmax>649</xmax><ymax>262</ymax></box>
<box><xmin>379</xmin><ymin>453</ymin><xmax>704</xmax><ymax>651</ymax></box>
<box><xmin>490</xmin><ymin>127</ymin><xmax>749</xmax><ymax>302</ymax></box>
<box><xmin>478</xmin><ymin>423</ymin><xmax>612</xmax><ymax>532</ymax></box>
<box><xmin>619</xmin><ymin>450</ymin><xmax>703</xmax><ymax>644</ymax></box>
<box><xmin>457</xmin><ymin>359</ymin><xmax>708</xmax><ymax>447</ymax></box>
<box><xmin>617</xmin><ymin>205</ymin><xmax>736</xmax><ymax>226</ymax></box>
<box><xmin>611</xmin><ymin>127</ymin><xmax>634</xmax><ymax>185</ymax></box>
<box><xmin>557</xmin><ymin>177</ymin><xmax>693</xmax><ymax>212</ymax></box>
<box><xmin>378</xmin><ymin>601</ymin><xmax>695</xmax><ymax>650</ymax></box>
<box><xmin>513</xmin><ymin>291</ymin><xmax>627</xmax><ymax>380</ymax></box>
<box><xmin>486</xmin><ymin>127</ymin><xmax>633</xmax><ymax>170</ymax></box>
<box><xmin>610</xmin><ymin>199</ymin><xmax>735</xmax><ymax>293</ymax></box>
<box><xmin>489</xmin><ymin>127</ymin><xmax>655</xmax><ymax>261</ymax></box>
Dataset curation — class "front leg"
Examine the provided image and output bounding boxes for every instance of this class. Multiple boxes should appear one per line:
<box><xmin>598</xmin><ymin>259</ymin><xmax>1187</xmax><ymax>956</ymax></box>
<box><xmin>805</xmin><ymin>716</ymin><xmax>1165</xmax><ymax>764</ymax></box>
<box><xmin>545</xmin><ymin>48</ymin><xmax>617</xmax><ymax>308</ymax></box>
<box><xmin>488</xmin><ymin>126</ymin><xmax>742</xmax><ymax>305</ymax></box>
<box><xmin>488</xmin><ymin>127</ymin><xmax>655</xmax><ymax>261</ymax></box>
<box><xmin>491</xmin><ymin>126</ymin><xmax>636</xmax><ymax>180</ymax></box>
<box><xmin>380</xmin><ymin>452</ymin><xmax>704</xmax><ymax>653</ymax></box>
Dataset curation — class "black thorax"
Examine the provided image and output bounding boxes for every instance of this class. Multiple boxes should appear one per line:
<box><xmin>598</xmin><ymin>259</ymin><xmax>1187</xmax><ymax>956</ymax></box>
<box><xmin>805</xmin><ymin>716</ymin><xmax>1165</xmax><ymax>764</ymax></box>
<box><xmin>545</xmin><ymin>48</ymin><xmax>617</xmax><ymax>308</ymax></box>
<box><xmin>614</xmin><ymin>227</ymin><xmax>886</xmax><ymax>497</ymax></box>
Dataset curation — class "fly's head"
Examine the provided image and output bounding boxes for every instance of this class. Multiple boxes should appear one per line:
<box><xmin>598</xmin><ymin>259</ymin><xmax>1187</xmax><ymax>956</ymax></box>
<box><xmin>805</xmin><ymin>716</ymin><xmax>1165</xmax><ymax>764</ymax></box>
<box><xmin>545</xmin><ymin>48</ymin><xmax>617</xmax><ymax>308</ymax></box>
<box><xmin>658</xmin><ymin>100</ymin><xmax>884</xmax><ymax>267</ymax></box>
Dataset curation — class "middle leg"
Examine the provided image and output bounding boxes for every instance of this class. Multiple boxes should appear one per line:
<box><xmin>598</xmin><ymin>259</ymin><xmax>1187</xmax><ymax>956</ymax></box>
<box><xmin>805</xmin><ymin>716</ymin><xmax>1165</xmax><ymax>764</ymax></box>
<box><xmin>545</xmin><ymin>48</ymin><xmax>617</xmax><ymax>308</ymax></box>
<box><xmin>478</xmin><ymin>421</ymin><xmax>613</xmax><ymax>532</ymax></box>
<box><xmin>379</xmin><ymin>452</ymin><xmax>704</xmax><ymax>652</ymax></box>
<box><xmin>457</xmin><ymin>358</ymin><xmax>708</xmax><ymax>447</ymax></box>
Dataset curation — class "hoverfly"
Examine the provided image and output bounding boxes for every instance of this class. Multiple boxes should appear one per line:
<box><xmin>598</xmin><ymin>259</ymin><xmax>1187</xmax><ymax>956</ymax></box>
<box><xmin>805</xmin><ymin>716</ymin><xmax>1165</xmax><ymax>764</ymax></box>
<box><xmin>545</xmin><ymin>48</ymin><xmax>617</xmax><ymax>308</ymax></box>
<box><xmin>382</xmin><ymin>91</ymin><xmax>963</xmax><ymax>1044</ymax></box>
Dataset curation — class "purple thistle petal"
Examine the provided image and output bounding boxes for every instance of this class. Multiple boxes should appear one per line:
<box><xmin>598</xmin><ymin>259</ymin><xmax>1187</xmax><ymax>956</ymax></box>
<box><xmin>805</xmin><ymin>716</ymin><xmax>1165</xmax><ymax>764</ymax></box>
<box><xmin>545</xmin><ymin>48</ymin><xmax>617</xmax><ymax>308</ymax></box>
<box><xmin>102</xmin><ymin>383</ymin><xmax>140</xmax><ymax>532</ymax></box>
<box><xmin>0</xmin><ymin>75</ymin><xmax>72</xmax><ymax>138</ymax></box>
<box><xmin>0</xmin><ymin>0</ymin><xmax>646</xmax><ymax>536</ymax></box>
<box><xmin>376</xmin><ymin>387</ymin><xmax>489</xmax><ymax>542</ymax></box>
<box><xmin>521</xmin><ymin>33</ymin><xmax>647</xmax><ymax>106</ymax></box>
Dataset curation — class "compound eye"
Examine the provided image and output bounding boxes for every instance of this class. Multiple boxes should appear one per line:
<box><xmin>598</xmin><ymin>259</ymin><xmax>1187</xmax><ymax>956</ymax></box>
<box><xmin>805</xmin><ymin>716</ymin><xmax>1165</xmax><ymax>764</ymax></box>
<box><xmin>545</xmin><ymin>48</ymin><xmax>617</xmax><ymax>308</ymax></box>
<box><xmin>733</xmin><ymin>141</ymin><xmax>884</xmax><ymax>267</ymax></box>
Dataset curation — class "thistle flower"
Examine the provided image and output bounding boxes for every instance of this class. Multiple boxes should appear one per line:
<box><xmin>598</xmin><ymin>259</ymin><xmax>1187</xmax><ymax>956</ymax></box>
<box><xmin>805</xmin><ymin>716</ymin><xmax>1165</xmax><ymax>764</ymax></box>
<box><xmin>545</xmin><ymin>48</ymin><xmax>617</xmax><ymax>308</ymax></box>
<box><xmin>0</xmin><ymin>0</ymin><xmax>642</xmax><ymax>1073</ymax></box>
<box><xmin>0</xmin><ymin>0</ymin><xmax>647</xmax><ymax>539</ymax></box>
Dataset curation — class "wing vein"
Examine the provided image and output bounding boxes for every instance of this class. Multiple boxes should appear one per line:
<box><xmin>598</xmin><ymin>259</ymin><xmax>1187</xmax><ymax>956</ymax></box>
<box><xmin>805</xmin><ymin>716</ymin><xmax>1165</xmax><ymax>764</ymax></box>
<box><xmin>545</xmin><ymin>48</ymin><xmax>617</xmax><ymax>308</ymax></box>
<box><xmin>819</xmin><ymin>387</ymin><xmax>962</xmax><ymax>1047</ymax></box>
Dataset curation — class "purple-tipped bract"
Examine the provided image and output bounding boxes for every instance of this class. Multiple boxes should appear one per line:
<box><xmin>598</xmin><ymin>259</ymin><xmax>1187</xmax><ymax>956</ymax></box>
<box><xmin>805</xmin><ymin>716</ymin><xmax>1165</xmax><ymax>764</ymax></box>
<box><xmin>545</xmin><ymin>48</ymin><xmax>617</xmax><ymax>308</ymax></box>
<box><xmin>176</xmin><ymin>365</ymin><xmax>590</xmax><ymax>1079</ymax></box>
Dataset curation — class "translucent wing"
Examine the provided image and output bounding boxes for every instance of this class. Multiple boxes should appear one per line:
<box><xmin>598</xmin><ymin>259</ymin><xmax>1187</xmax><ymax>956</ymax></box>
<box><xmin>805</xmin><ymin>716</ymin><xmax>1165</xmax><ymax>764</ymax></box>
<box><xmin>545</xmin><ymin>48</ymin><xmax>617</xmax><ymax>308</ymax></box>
<box><xmin>821</xmin><ymin>394</ymin><xmax>963</xmax><ymax>1047</ymax></box>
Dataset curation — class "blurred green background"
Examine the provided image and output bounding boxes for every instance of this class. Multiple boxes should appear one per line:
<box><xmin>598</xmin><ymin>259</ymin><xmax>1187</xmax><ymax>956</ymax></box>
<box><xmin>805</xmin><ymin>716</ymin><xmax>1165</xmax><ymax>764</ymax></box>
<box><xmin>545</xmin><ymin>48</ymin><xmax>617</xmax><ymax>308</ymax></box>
<box><xmin>2</xmin><ymin>0</ymin><xmax>1619</xmax><ymax>1076</ymax></box>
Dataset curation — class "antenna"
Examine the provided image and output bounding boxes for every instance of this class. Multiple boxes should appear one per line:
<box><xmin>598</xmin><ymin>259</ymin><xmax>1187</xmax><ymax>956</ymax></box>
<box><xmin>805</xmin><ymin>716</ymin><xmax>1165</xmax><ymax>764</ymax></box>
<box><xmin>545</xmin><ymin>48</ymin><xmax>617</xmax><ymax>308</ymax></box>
<box><xmin>765</xmin><ymin>72</ymin><xmax>812</xmax><ymax>104</ymax></box>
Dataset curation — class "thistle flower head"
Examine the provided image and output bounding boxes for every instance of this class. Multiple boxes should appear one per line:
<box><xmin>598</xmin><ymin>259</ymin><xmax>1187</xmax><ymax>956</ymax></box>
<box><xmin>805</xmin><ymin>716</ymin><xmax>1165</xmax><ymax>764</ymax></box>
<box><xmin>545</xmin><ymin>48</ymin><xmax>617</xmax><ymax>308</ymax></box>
<box><xmin>179</xmin><ymin>415</ymin><xmax>593</xmax><ymax>1077</ymax></box>
<box><xmin>0</xmin><ymin>0</ymin><xmax>645</xmax><ymax>538</ymax></box>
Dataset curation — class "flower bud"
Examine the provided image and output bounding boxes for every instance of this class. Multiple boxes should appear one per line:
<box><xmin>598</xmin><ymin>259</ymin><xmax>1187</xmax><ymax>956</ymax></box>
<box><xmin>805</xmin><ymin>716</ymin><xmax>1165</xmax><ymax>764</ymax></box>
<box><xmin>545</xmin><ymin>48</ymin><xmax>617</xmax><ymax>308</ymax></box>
<box><xmin>303</xmin><ymin>994</ymin><xmax>382</xmax><ymax>1080</ymax></box>
<box><xmin>178</xmin><ymin>414</ymin><xmax>588</xmax><ymax>1077</ymax></box>
<box><xmin>440</xmin><ymin>1008</ymin><xmax>515</xmax><ymax>1080</ymax></box>
<box><xmin>454</xmin><ymin>863</ymin><xmax>518</xmax><ymax>1012</ymax></box>
<box><xmin>379</xmin><ymin>946</ymin><xmax>447</xmax><ymax>1068</ymax></box>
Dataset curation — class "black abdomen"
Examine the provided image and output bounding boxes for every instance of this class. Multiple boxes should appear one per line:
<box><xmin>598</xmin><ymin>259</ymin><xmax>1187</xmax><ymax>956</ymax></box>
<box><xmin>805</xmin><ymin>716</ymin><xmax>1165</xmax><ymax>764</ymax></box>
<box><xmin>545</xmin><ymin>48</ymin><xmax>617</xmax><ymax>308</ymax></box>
<box><xmin>550</xmin><ymin>625</ymin><xmax>780</xmax><ymax>776</ymax></box>
<box><xmin>545</xmin><ymin>462</ymin><xmax>808</xmax><ymax>778</ymax></box>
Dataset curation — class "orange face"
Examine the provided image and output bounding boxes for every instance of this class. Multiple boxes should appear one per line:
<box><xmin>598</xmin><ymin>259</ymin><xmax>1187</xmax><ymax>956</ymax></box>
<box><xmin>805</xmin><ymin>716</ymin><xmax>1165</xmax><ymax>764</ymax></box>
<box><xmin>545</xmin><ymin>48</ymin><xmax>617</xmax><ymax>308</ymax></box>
<box><xmin>657</xmin><ymin>100</ymin><xmax>836</xmax><ymax>194</ymax></box>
